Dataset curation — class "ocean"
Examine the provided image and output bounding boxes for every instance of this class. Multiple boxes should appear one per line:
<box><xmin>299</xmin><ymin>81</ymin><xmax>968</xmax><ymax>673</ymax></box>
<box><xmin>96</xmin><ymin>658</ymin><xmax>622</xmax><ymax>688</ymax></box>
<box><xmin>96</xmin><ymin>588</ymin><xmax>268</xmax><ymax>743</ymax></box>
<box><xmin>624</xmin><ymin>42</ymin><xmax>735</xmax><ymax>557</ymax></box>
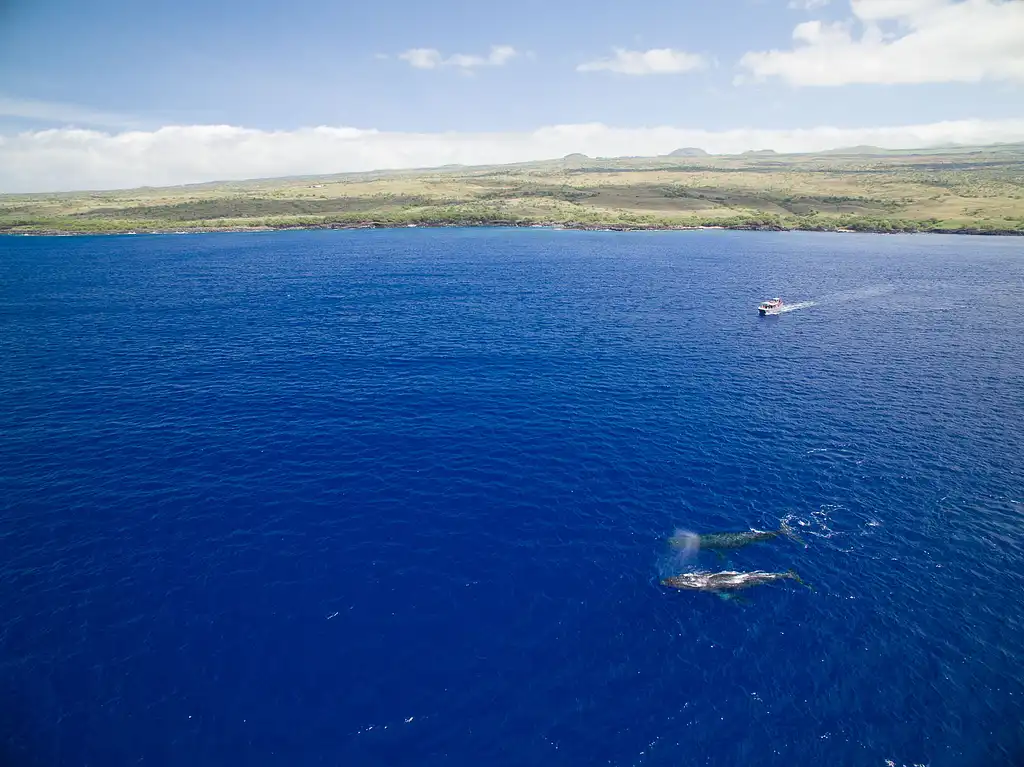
<box><xmin>1</xmin><ymin>228</ymin><xmax>1022</xmax><ymax>767</ymax></box>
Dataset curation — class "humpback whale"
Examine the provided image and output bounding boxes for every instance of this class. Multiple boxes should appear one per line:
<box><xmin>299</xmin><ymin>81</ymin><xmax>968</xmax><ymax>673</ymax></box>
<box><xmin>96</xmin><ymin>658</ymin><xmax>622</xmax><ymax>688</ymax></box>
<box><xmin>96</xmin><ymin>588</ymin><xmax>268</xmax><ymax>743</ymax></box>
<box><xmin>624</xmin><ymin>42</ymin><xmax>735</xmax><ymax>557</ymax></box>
<box><xmin>669</xmin><ymin>521</ymin><xmax>802</xmax><ymax>553</ymax></box>
<box><xmin>661</xmin><ymin>569</ymin><xmax>804</xmax><ymax>593</ymax></box>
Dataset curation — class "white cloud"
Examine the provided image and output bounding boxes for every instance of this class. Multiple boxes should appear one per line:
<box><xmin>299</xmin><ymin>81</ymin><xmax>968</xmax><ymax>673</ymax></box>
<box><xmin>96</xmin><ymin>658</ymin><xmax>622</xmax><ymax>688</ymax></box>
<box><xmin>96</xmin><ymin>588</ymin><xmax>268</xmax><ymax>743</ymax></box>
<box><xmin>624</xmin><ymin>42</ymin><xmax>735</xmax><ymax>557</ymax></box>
<box><xmin>788</xmin><ymin>0</ymin><xmax>830</xmax><ymax>9</ymax></box>
<box><xmin>740</xmin><ymin>0</ymin><xmax>1024</xmax><ymax>85</ymax></box>
<box><xmin>397</xmin><ymin>45</ymin><xmax>518</xmax><ymax>70</ymax></box>
<box><xmin>398</xmin><ymin>48</ymin><xmax>443</xmax><ymax>69</ymax></box>
<box><xmin>0</xmin><ymin>95</ymin><xmax>139</xmax><ymax>128</ymax></box>
<box><xmin>3</xmin><ymin>118</ymin><xmax>1024</xmax><ymax>193</ymax></box>
<box><xmin>450</xmin><ymin>45</ymin><xmax>518</xmax><ymax>68</ymax></box>
<box><xmin>577</xmin><ymin>48</ymin><xmax>707</xmax><ymax>75</ymax></box>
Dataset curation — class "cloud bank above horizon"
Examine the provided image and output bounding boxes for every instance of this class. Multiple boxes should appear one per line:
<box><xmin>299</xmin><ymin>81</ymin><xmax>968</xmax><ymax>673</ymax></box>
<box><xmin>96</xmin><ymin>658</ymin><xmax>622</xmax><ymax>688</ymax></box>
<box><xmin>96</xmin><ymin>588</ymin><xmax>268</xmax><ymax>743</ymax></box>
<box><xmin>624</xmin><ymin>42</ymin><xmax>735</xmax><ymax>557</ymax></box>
<box><xmin>2</xmin><ymin>118</ymin><xmax>1024</xmax><ymax>193</ymax></box>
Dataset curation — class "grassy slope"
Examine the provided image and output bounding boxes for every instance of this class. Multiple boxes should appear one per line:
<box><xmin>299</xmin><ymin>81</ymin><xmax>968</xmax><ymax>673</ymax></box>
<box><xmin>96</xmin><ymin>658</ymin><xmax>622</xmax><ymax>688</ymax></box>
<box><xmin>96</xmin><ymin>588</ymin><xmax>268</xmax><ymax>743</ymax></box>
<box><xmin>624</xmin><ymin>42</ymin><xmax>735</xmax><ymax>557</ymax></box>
<box><xmin>2</xmin><ymin>144</ymin><xmax>1024</xmax><ymax>235</ymax></box>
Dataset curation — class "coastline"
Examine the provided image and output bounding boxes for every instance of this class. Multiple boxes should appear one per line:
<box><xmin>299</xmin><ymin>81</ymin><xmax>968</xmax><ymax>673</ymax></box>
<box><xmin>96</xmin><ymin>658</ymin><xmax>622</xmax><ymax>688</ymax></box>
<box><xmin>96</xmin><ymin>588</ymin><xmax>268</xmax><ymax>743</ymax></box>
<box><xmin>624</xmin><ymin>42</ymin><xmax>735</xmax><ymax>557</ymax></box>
<box><xmin>3</xmin><ymin>219</ymin><xmax>1022</xmax><ymax>237</ymax></box>
<box><xmin>5</xmin><ymin>144</ymin><xmax>1023</xmax><ymax>239</ymax></box>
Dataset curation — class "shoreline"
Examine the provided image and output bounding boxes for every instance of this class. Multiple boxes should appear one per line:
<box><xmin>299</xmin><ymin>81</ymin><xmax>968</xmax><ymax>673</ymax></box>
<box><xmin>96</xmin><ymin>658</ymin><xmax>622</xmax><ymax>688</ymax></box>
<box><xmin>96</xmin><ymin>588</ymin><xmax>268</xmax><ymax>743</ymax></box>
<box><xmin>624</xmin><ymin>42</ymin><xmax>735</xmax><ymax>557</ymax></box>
<box><xmin>5</xmin><ymin>143</ymin><xmax>1022</xmax><ymax>240</ymax></box>
<box><xmin>3</xmin><ymin>220</ymin><xmax>1022</xmax><ymax>237</ymax></box>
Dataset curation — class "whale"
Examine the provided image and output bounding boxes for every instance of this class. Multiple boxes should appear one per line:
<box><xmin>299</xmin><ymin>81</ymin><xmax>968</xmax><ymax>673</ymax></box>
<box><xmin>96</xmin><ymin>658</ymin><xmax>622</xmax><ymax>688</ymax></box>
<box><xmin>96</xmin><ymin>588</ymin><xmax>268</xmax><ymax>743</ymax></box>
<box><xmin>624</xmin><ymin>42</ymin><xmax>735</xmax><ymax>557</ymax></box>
<box><xmin>661</xmin><ymin>569</ymin><xmax>804</xmax><ymax>593</ymax></box>
<box><xmin>669</xmin><ymin>521</ymin><xmax>802</xmax><ymax>553</ymax></box>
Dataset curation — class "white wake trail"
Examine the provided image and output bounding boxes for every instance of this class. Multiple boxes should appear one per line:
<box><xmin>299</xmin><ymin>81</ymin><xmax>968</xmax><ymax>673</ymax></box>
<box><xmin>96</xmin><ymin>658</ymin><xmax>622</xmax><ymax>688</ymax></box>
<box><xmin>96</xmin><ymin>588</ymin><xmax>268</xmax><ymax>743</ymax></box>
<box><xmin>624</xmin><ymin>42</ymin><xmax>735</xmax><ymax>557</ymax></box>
<box><xmin>774</xmin><ymin>301</ymin><xmax>817</xmax><ymax>314</ymax></box>
<box><xmin>823</xmin><ymin>285</ymin><xmax>895</xmax><ymax>304</ymax></box>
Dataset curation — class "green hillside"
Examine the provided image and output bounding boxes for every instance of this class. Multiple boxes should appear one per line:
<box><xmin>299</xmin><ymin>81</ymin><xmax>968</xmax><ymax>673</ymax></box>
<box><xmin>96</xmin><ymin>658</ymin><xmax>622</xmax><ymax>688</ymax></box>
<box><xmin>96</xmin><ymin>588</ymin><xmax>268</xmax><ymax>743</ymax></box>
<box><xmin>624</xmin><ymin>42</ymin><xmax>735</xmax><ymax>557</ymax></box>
<box><xmin>3</xmin><ymin>143</ymin><xmax>1024</xmax><ymax>235</ymax></box>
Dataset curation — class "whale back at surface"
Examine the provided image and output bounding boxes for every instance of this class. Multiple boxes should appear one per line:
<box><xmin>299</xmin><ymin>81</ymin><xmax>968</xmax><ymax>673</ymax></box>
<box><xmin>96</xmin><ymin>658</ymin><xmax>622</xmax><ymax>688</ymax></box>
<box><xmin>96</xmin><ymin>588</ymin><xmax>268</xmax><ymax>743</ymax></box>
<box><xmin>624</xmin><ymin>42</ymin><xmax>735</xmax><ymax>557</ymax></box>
<box><xmin>661</xmin><ymin>570</ymin><xmax>796</xmax><ymax>592</ymax></box>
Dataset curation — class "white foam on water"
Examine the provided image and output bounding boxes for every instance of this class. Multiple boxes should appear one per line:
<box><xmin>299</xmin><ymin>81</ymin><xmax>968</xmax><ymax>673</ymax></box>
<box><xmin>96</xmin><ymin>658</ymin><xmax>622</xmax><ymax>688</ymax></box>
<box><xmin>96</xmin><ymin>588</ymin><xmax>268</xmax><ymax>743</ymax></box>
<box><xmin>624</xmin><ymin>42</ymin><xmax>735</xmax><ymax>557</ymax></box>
<box><xmin>777</xmin><ymin>505</ymin><xmax>886</xmax><ymax>557</ymax></box>
<box><xmin>780</xmin><ymin>506</ymin><xmax>842</xmax><ymax>541</ymax></box>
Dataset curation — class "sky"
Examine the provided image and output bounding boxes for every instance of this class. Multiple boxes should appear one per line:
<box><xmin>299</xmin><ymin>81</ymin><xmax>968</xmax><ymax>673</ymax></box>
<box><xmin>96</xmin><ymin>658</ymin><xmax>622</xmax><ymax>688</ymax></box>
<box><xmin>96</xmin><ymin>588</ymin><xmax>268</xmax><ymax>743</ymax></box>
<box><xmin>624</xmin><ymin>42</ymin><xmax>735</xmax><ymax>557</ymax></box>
<box><xmin>0</xmin><ymin>0</ymin><xmax>1022</xmax><ymax>191</ymax></box>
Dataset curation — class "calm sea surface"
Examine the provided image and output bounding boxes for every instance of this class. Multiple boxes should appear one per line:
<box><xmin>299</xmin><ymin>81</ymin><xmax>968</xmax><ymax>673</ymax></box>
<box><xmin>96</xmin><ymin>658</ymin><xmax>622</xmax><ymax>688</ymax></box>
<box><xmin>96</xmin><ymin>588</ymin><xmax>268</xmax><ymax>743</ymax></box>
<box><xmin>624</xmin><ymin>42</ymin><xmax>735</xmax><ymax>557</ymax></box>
<box><xmin>1</xmin><ymin>229</ymin><xmax>1023</xmax><ymax>767</ymax></box>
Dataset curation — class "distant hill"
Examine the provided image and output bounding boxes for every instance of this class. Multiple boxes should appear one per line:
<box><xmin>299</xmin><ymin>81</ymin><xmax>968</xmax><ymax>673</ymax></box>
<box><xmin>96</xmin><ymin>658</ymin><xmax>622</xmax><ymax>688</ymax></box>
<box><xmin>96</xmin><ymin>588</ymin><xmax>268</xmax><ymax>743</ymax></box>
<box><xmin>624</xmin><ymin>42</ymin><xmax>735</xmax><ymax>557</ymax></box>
<box><xmin>666</xmin><ymin>147</ymin><xmax>709</xmax><ymax>158</ymax></box>
<box><xmin>561</xmin><ymin>153</ymin><xmax>591</xmax><ymax>169</ymax></box>
<box><xmin>741</xmin><ymin>149</ymin><xmax>777</xmax><ymax>157</ymax></box>
<box><xmin>819</xmin><ymin>145</ymin><xmax>891</xmax><ymax>156</ymax></box>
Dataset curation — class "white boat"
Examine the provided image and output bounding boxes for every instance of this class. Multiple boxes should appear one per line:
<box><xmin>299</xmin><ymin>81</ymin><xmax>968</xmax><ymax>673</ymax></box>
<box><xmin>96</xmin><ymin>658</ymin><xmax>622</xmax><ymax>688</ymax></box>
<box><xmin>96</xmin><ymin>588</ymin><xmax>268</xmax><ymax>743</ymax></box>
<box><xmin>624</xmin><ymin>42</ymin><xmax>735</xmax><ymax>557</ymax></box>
<box><xmin>758</xmin><ymin>297</ymin><xmax>784</xmax><ymax>316</ymax></box>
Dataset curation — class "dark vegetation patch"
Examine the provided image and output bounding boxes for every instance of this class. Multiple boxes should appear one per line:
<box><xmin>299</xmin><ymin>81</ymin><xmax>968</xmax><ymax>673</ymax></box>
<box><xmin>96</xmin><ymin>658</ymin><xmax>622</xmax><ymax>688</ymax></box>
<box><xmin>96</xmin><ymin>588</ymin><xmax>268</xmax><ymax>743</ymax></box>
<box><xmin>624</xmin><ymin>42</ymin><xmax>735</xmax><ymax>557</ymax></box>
<box><xmin>72</xmin><ymin>195</ymin><xmax>439</xmax><ymax>221</ymax></box>
<box><xmin>775</xmin><ymin>195</ymin><xmax>902</xmax><ymax>215</ymax></box>
<box><xmin>659</xmin><ymin>186</ymin><xmax>793</xmax><ymax>213</ymax></box>
<box><xmin>476</xmin><ymin>185</ymin><xmax>598</xmax><ymax>203</ymax></box>
<box><xmin>0</xmin><ymin>205</ymin><xmax>51</xmax><ymax>217</ymax></box>
<box><xmin>903</xmin><ymin>160</ymin><xmax>1024</xmax><ymax>172</ymax></box>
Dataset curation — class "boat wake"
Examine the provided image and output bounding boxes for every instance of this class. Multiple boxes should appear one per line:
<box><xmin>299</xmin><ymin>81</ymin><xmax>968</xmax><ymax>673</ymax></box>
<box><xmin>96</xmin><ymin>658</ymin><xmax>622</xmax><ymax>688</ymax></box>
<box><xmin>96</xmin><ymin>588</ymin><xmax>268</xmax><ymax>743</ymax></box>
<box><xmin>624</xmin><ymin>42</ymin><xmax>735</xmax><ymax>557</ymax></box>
<box><xmin>825</xmin><ymin>284</ymin><xmax>895</xmax><ymax>304</ymax></box>
<box><xmin>762</xmin><ymin>285</ymin><xmax>893</xmax><ymax>316</ymax></box>
<box><xmin>774</xmin><ymin>301</ymin><xmax>817</xmax><ymax>314</ymax></box>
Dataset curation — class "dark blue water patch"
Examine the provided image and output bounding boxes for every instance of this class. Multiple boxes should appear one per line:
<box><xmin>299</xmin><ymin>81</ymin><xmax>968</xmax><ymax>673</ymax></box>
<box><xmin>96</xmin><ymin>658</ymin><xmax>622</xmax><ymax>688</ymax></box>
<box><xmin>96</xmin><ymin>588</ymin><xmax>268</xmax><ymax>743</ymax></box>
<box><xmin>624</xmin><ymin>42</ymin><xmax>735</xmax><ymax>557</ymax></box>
<box><xmin>1</xmin><ymin>229</ymin><xmax>1023</xmax><ymax>767</ymax></box>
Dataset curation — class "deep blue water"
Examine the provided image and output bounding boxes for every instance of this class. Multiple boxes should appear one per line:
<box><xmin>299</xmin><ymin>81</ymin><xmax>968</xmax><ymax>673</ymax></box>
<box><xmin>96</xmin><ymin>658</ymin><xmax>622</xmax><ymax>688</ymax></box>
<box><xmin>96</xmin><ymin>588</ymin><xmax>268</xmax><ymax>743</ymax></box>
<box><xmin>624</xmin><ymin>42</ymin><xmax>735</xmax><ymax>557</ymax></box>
<box><xmin>1</xmin><ymin>228</ymin><xmax>1023</xmax><ymax>767</ymax></box>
